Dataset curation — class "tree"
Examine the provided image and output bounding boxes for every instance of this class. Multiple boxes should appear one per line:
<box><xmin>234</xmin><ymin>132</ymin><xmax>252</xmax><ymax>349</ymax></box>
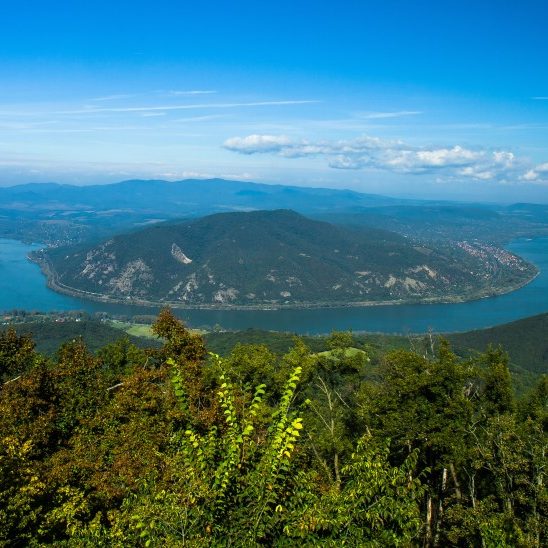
<box><xmin>0</xmin><ymin>327</ymin><xmax>36</xmax><ymax>381</ymax></box>
<box><xmin>103</xmin><ymin>355</ymin><xmax>308</xmax><ymax>545</ymax></box>
<box><xmin>304</xmin><ymin>332</ymin><xmax>368</xmax><ymax>488</ymax></box>
<box><xmin>294</xmin><ymin>435</ymin><xmax>424</xmax><ymax>545</ymax></box>
<box><xmin>359</xmin><ymin>341</ymin><xmax>476</xmax><ymax>546</ymax></box>
<box><xmin>481</xmin><ymin>346</ymin><xmax>515</xmax><ymax>415</ymax></box>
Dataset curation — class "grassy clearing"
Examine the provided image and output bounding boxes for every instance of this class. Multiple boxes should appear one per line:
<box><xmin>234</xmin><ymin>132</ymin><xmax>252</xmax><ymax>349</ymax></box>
<box><xmin>107</xmin><ymin>320</ymin><xmax>157</xmax><ymax>340</ymax></box>
<box><xmin>315</xmin><ymin>347</ymin><xmax>369</xmax><ymax>359</ymax></box>
<box><xmin>108</xmin><ymin>320</ymin><xmax>206</xmax><ymax>340</ymax></box>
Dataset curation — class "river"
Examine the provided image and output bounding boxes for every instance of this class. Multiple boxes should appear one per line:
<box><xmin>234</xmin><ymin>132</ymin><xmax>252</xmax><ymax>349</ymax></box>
<box><xmin>1</xmin><ymin>237</ymin><xmax>547</xmax><ymax>334</ymax></box>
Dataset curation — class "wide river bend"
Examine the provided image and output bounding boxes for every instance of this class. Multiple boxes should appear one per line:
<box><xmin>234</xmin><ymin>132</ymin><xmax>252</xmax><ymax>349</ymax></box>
<box><xmin>1</xmin><ymin>237</ymin><xmax>547</xmax><ymax>334</ymax></box>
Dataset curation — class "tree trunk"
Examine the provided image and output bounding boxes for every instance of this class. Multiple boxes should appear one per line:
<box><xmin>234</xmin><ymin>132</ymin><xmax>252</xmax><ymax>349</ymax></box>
<box><xmin>469</xmin><ymin>472</ymin><xmax>476</xmax><ymax>509</ymax></box>
<box><xmin>468</xmin><ymin>472</ymin><xmax>486</xmax><ymax>548</ymax></box>
<box><xmin>450</xmin><ymin>462</ymin><xmax>462</xmax><ymax>500</ymax></box>
<box><xmin>433</xmin><ymin>468</ymin><xmax>447</xmax><ymax>546</ymax></box>
<box><xmin>334</xmin><ymin>452</ymin><xmax>341</xmax><ymax>487</ymax></box>
<box><xmin>425</xmin><ymin>493</ymin><xmax>433</xmax><ymax>547</ymax></box>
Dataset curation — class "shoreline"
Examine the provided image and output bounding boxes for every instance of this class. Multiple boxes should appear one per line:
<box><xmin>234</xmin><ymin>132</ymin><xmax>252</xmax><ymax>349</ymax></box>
<box><xmin>30</xmin><ymin>253</ymin><xmax>540</xmax><ymax>312</ymax></box>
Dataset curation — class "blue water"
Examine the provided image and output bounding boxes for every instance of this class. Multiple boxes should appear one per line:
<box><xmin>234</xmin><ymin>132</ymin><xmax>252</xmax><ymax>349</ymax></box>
<box><xmin>1</xmin><ymin>237</ymin><xmax>547</xmax><ymax>334</ymax></box>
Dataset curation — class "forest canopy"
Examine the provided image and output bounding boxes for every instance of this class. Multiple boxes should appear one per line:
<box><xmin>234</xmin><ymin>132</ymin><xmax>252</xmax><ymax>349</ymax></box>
<box><xmin>0</xmin><ymin>309</ymin><xmax>546</xmax><ymax>546</ymax></box>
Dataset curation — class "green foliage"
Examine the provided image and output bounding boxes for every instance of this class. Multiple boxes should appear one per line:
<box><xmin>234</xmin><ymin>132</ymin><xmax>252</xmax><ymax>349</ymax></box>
<box><xmin>205</xmin><ymin>328</ymin><xmax>327</xmax><ymax>356</ymax></box>
<box><xmin>519</xmin><ymin>375</ymin><xmax>548</xmax><ymax>430</ymax></box>
<box><xmin>0</xmin><ymin>327</ymin><xmax>36</xmax><ymax>381</ymax></box>
<box><xmin>168</xmin><ymin>355</ymin><xmax>305</xmax><ymax>543</ymax></box>
<box><xmin>302</xmin><ymin>333</ymin><xmax>369</xmax><ymax>486</ymax></box>
<box><xmin>0</xmin><ymin>314</ymin><xmax>545</xmax><ymax>546</ymax></box>
<box><xmin>0</xmin><ymin>436</ymin><xmax>47</xmax><ymax>544</ymax></box>
<box><xmin>222</xmin><ymin>342</ymin><xmax>278</xmax><ymax>393</ymax></box>
<box><xmin>326</xmin><ymin>330</ymin><xmax>355</xmax><ymax>351</ymax></box>
<box><xmin>480</xmin><ymin>346</ymin><xmax>516</xmax><ymax>415</ymax></box>
<box><xmin>1</xmin><ymin>318</ymin><xmax>156</xmax><ymax>356</ymax></box>
<box><xmin>294</xmin><ymin>436</ymin><xmax>424</xmax><ymax>545</ymax></box>
<box><xmin>102</xmin><ymin>353</ymin><xmax>308</xmax><ymax>545</ymax></box>
<box><xmin>205</xmin><ymin>318</ymin><xmax>547</xmax><ymax>395</ymax></box>
<box><xmin>361</xmin><ymin>342</ymin><xmax>474</xmax><ymax>470</ymax></box>
<box><xmin>97</xmin><ymin>337</ymin><xmax>148</xmax><ymax>378</ymax></box>
<box><xmin>445</xmin><ymin>414</ymin><xmax>547</xmax><ymax>547</ymax></box>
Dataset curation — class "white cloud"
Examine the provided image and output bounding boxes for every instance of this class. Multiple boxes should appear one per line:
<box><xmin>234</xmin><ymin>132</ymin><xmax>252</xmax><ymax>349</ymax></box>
<box><xmin>223</xmin><ymin>133</ymin><xmax>539</xmax><ymax>182</ymax></box>
<box><xmin>91</xmin><ymin>94</ymin><xmax>137</xmax><ymax>102</ymax></box>
<box><xmin>359</xmin><ymin>110</ymin><xmax>422</xmax><ymax>119</ymax></box>
<box><xmin>493</xmin><ymin>151</ymin><xmax>515</xmax><ymax>167</ymax></box>
<box><xmin>415</xmin><ymin>146</ymin><xmax>481</xmax><ymax>167</ymax></box>
<box><xmin>522</xmin><ymin>162</ymin><xmax>548</xmax><ymax>181</ymax></box>
<box><xmin>92</xmin><ymin>91</ymin><xmax>217</xmax><ymax>102</ymax></box>
<box><xmin>160</xmin><ymin>170</ymin><xmax>213</xmax><ymax>180</ymax></box>
<box><xmin>458</xmin><ymin>166</ymin><xmax>495</xmax><ymax>181</ymax></box>
<box><xmin>522</xmin><ymin>170</ymin><xmax>538</xmax><ymax>181</ymax></box>
<box><xmin>168</xmin><ymin>90</ymin><xmax>217</xmax><ymax>96</ymax></box>
<box><xmin>223</xmin><ymin>134</ymin><xmax>292</xmax><ymax>154</ymax></box>
<box><xmin>56</xmin><ymin>100</ymin><xmax>320</xmax><ymax>115</ymax></box>
<box><xmin>223</xmin><ymin>134</ymin><xmax>403</xmax><ymax>162</ymax></box>
<box><xmin>329</xmin><ymin>155</ymin><xmax>368</xmax><ymax>169</ymax></box>
<box><xmin>172</xmin><ymin>114</ymin><xmax>228</xmax><ymax>123</ymax></box>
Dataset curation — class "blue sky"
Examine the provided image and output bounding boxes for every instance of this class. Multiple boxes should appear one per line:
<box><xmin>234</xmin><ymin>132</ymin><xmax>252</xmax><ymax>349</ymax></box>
<box><xmin>1</xmin><ymin>0</ymin><xmax>548</xmax><ymax>201</ymax></box>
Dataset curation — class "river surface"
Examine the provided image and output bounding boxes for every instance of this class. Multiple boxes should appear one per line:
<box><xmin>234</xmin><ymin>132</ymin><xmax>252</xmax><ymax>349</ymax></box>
<box><xmin>1</xmin><ymin>237</ymin><xmax>548</xmax><ymax>334</ymax></box>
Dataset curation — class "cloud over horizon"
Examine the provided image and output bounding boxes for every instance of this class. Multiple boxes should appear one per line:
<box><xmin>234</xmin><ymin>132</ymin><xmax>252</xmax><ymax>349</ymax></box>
<box><xmin>223</xmin><ymin>134</ymin><xmax>539</xmax><ymax>183</ymax></box>
<box><xmin>523</xmin><ymin>162</ymin><xmax>548</xmax><ymax>182</ymax></box>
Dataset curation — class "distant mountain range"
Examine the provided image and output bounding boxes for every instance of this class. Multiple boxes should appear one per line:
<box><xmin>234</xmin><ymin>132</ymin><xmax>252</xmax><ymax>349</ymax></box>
<box><xmin>0</xmin><ymin>178</ymin><xmax>406</xmax><ymax>214</ymax></box>
<box><xmin>36</xmin><ymin>209</ymin><xmax>537</xmax><ymax>308</ymax></box>
<box><xmin>2</xmin><ymin>178</ymin><xmax>548</xmax><ymax>246</ymax></box>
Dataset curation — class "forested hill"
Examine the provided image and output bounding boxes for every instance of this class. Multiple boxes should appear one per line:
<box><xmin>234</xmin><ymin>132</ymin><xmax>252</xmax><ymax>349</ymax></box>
<box><xmin>39</xmin><ymin>209</ymin><xmax>535</xmax><ymax>307</ymax></box>
<box><xmin>448</xmin><ymin>312</ymin><xmax>548</xmax><ymax>376</ymax></box>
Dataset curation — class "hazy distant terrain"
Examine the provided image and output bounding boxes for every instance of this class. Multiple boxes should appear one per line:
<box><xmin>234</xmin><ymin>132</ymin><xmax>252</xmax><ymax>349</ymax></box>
<box><xmin>0</xmin><ymin>179</ymin><xmax>403</xmax><ymax>245</ymax></box>
<box><xmin>2</xmin><ymin>179</ymin><xmax>548</xmax><ymax>246</ymax></box>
